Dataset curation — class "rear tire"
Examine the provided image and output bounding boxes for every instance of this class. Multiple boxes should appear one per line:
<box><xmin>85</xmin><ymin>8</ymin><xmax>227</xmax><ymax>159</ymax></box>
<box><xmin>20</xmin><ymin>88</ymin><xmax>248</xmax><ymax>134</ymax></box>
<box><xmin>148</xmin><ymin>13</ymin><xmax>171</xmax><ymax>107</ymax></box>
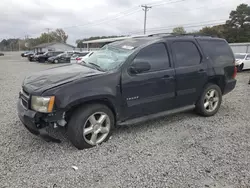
<box><xmin>67</xmin><ymin>104</ymin><xmax>115</xmax><ymax>150</ymax></box>
<box><xmin>195</xmin><ymin>84</ymin><xmax>222</xmax><ymax>117</ymax></box>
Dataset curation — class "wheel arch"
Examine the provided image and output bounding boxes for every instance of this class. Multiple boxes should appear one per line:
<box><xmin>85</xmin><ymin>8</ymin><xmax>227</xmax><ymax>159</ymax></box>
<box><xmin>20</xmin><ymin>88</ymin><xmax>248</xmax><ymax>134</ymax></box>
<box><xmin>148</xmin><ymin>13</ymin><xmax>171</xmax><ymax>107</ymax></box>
<box><xmin>65</xmin><ymin>98</ymin><xmax>117</xmax><ymax>125</ymax></box>
<box><xmin>207</xmin><ymin>76</ymin><xmax>225</xmax><ymax>94</ymax></box>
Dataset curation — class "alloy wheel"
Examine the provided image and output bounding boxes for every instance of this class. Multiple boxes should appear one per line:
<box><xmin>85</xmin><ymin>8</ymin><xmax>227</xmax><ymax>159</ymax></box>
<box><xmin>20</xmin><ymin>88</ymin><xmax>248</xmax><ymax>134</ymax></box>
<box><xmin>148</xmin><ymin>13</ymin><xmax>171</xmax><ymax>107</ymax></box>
<box><xmin>204</xmin><ymin>89</ymin><xmax>219</xmax><ymax>112</ymax></box>
<box><xmin>83</xmin><ymin>112</ymin><xmax>111</xmax><ymax>145</ymax></box>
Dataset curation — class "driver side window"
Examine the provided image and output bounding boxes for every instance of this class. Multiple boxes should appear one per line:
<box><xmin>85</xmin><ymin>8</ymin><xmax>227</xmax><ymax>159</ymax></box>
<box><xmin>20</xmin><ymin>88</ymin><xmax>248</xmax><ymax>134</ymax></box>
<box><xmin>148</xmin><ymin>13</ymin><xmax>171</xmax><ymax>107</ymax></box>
<box><xmin>132</xmin><ymin>43</ymin><xmax>170</xmax><ymax>73</ymax></box>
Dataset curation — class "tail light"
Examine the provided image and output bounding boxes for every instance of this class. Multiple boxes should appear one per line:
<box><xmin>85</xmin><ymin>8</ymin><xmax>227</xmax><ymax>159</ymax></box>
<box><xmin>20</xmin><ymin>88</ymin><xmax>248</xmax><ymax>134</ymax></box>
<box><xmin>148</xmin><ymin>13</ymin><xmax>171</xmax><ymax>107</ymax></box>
<box><xmin>76</xmin><ymin>57</ymin><xmax>82</xmax><ymax>61</ymax></box>
<box><xmin>233</xmin><ymin>66</ymin><xmax>237</xmax><ymax>79</ymax></box>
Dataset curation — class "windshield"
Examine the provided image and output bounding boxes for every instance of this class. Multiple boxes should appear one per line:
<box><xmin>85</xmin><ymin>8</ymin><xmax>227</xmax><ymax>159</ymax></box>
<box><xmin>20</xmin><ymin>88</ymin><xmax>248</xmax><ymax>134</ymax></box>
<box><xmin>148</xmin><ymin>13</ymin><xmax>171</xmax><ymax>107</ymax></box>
<box><xmin>234</xmin><ymin>54</ymin><xmax>246</xmax><ymax>59</ymax></box>
<box><xmin>83</xmin><ymin>45</ymin><xmax>134</xmax><ymax>71</ymax></box>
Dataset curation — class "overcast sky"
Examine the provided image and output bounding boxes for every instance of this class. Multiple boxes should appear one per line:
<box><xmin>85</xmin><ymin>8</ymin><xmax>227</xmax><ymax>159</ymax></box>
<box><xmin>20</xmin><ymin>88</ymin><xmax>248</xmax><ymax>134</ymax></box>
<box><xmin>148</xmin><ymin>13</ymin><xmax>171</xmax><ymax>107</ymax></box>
<box><xmin>0</xmin><ymin>0</ymin><xmax>246</xmax><ymax>45</ymax></box>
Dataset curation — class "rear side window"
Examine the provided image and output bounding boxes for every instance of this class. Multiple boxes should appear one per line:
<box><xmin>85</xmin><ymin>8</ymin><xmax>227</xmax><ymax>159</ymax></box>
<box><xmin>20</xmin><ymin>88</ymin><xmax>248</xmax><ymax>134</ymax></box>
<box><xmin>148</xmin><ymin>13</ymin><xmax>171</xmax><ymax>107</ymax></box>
<box><xmin>172</xmin><ymin>41</ymin><xmax>201</xmax><ymax>67</ymax></box>
<box><xmin>198</xmin><ymin>40</ymin><xmax>234</xmax><ymax>64</ymax></box>
<box><xmin>133</xmin><ymin>43</ymin><xmax>170</xmax><ymax>72</ymax></box>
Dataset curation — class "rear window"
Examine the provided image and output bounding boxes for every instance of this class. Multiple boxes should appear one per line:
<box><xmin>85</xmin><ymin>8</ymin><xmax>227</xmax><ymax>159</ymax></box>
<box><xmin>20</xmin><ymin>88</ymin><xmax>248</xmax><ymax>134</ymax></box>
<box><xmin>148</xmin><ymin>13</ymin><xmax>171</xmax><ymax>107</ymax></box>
<box><xmin>198</xmin><ymin>39</ymin><xmax>234</xmax><ymax>64</ymax></box>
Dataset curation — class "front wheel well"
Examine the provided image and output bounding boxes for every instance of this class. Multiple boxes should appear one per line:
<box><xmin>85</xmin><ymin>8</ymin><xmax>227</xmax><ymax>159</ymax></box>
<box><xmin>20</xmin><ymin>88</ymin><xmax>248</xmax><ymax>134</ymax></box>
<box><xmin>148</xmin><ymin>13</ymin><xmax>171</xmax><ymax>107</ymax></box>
<box><xmin>65</xmin><ymin>99</ymin><xmax>117</xmax><ymax>124</ymax></box>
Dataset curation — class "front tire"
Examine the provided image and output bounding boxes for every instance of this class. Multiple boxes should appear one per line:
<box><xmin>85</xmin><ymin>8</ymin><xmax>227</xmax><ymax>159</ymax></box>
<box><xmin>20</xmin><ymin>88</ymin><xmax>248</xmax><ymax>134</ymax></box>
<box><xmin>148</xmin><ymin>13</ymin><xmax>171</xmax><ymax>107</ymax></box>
<box><xmin>195</xmin><ymin>84</ymin><xmax>222</xmax><ymax>117</ymax></box>
<box><xmin>67</xmin><ymin>104</ymin><xmax>115</xmax><ymax>150</ymax></box>
<box><xmin>237</xmin><ymin>64</ymin><xmax>244</xmax><ymax>72</ymax></box>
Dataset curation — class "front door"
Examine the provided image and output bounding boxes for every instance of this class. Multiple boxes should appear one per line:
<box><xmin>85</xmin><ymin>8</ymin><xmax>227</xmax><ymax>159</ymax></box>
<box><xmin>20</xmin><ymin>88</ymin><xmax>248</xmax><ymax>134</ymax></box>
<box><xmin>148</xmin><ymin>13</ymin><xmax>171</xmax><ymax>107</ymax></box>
<box><xmin>170</xmin><ymin>39</ymin><xmax>208</xmax><ymax>107</ymax></box>
<box><xmin>121</xmin><ymin>42</ymin><xmax>176</xmax><ymax>120</ymax></box>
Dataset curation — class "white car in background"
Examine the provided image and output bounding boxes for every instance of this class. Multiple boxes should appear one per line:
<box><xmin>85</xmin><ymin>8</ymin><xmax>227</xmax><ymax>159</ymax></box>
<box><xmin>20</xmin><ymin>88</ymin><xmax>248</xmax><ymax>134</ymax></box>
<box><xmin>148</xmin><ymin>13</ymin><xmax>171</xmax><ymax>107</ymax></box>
<box><xmin>70</xmin><ymin>51</ymin><xmax>93</xmax><ymax>63</ymax></box>
<box><xmin>235</xmin><ymin>53</ymin><xmax>250</xmax><ymax>72</ymax></box>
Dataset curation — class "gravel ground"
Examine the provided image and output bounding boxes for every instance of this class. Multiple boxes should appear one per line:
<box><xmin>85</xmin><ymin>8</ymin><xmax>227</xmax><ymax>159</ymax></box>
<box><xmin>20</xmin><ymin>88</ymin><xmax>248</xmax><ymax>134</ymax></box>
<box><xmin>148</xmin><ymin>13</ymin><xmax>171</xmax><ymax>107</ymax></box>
<box><xmin>0</xmin><ymin>52</ymin><xmax>250</xmax><ymax>188</ymax></box>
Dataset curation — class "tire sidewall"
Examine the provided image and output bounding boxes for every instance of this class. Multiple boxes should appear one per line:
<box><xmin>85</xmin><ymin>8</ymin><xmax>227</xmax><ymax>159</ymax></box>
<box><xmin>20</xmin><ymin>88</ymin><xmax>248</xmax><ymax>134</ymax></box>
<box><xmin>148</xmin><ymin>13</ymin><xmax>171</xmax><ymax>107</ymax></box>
<box><xmin>67</xmin><ymin>104</ymin><xmax>115</xmax><ymax>149</ymax></box>
<box><xmin>237</xmin><ymin>64</ymin><xmax>244</xmax><ymax>72</ymax></box>
<box><xmin>196</xmin><ymin>84</ymin><xmax>222</xmax><ymax>116</ymax></box>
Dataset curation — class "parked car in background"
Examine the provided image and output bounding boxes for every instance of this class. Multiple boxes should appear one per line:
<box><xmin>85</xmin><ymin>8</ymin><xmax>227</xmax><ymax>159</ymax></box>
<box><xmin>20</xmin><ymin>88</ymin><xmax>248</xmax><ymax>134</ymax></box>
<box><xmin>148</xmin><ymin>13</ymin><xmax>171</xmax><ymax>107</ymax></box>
<box><xmin>17</xmin><ymin>35</ymin><xmax>237</xmax><ymax>149</ymax></box>
<box><xmin>23</xmin><ymin>51</ymin><xmax>34</xmax><ymax>57</ymax></box>
<box><xmin>48</xmin><ymin>52</ymin><xmax>73</xmax><ymax>64</ymax></box>
<box><xmin>36</xmin><ymin>51</ymin><xmax>64</xmax><ymax>63</ymax></box>
<box><xmin>28</xmin><ymin>52</ymin><xmax>45</xmax><ymax>62</ymax></box>
<box><xmin>0</xmin><ymin>52</ymin><xmax>4</xmax><ymax>56</ymax></box>
<box><xmin>70</xmin><ymin>51</ymin><xmax>92</xmax><ymax>63</ymax></box>
<box><xmin>21</xmin><ymin>51</ymin><xmax>30</xmax><ymax>57</ymax></box>
<box><xmin>234</xmin><ymin>53</ymin><xmax>250</xmax><ymax>72</ymax></box>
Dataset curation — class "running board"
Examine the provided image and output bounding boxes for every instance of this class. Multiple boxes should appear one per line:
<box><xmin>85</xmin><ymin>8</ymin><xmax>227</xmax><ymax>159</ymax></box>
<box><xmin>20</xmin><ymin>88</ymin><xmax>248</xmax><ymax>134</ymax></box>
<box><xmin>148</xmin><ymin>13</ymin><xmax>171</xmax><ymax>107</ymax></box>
<box><xmin>117</xmin><ymin>105</ymin><xmax>195</xmax><ymax>126</ymax></box>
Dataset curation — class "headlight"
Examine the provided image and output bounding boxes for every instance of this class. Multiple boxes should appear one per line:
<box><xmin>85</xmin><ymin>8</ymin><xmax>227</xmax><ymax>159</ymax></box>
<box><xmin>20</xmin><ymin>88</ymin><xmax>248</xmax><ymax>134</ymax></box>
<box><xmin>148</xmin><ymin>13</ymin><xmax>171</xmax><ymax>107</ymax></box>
<box><xmin>31</xmin><ymin>96</ymin><xmax>55</xmax><ymax>113</ymax></box>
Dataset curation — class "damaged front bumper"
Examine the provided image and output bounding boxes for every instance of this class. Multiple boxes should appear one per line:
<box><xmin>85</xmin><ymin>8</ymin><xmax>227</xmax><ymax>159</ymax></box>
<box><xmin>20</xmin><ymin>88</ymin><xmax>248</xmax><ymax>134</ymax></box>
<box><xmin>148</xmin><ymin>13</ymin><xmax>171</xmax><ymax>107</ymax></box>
<box><xmin>17</xmin><ymin>98</ymin><xmax>65</xmax><ymax>143</ymax></box>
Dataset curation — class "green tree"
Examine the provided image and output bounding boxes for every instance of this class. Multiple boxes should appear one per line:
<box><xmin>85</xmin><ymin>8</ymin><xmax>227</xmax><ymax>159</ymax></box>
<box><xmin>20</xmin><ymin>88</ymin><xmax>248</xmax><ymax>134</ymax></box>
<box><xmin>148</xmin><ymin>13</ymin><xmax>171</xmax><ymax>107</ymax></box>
<box><xmin>38</xmin><ymin>33</ymin><xmax>51</xmax><ymax>43</ymax></box>
<box><xmin>225</xmin><ymin>3</ymin><xmax>250</xmax><ymax>42</ymax></box>
<box><xmin>172</xmin><ymin>26</ymin><xmax>186</xmax><ymax>34</ymax></box>
<box><xmin>199</xmin><ymin>25</ymin><xmax>225</xmax><ymax>37</ymax></box>
<box><xmin>50</xmin><ymin>29</ymin><xmax>68</xmax><ymax>43</ymax></box>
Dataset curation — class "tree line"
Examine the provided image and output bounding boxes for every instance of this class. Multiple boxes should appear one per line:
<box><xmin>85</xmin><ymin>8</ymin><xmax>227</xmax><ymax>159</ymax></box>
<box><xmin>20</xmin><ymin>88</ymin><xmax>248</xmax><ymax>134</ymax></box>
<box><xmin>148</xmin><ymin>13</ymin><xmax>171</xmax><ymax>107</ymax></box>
<box><xmin>0</xmin><ymin>29</ymin><xmax>68</xmax><ymax>51</ymax></box>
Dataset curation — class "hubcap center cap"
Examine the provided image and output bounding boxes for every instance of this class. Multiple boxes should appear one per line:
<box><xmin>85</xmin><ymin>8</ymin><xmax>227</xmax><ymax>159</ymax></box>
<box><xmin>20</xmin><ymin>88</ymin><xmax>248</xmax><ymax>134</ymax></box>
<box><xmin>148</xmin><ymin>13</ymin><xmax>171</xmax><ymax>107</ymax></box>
<box><xmin>94</xmin><ymin>124</ymin><xmax>100</xmax><ymax>131</ymax></box>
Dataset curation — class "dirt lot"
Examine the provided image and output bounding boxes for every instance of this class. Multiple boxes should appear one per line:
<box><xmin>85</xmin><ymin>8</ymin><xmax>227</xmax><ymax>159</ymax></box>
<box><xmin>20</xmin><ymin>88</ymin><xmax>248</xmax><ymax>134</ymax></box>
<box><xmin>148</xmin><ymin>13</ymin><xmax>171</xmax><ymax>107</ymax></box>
<box><xmin>0</xmin><ymin>52</ymin><xmax>250</xmax><ymax>188</ymax></box>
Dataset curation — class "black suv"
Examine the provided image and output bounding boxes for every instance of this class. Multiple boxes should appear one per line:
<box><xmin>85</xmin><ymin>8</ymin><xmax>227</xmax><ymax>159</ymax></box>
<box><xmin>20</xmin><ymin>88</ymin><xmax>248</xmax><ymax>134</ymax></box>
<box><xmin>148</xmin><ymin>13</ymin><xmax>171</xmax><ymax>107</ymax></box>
<box><xmin>17</xmin><ymin>35</ymin><xmax>237</xmax><ymax>149</ymax></box>
<box><xmin>36</xmin><ymin>51</ymin><xmax>64</xmax><ymax>63</ymax></box>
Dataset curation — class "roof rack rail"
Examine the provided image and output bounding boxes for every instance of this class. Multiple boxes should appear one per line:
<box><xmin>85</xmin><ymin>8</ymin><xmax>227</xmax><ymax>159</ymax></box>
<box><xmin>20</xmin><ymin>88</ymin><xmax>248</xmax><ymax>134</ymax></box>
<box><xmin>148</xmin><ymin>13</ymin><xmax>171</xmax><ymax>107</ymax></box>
<box><xmin>145</xmin><ymin>32</ymin><xmax>218</xmax><ymax>38</ymax></box>
<box><xmin>147</xmin><ymin>32</ymin><xmax>172</xmax><ymax>37</ymax></box>
<box><xmin>162</xmin><ymin>33</ymin><xmax>218</xmax><ymax>38</ymax></box>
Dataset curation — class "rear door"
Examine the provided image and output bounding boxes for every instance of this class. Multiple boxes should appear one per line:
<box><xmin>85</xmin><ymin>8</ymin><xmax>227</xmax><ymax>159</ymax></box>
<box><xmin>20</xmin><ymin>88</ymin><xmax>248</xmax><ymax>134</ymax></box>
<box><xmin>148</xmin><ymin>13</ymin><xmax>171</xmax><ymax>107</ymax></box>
<box><xmin>121</xmin><ymin>42</ymin><xmax>176</xmax><ymax>119</ymax></box>
<box><xmin>170</xmin><ymin>39</ymin><xmax>208</xmax><ymax>107</ymax></box>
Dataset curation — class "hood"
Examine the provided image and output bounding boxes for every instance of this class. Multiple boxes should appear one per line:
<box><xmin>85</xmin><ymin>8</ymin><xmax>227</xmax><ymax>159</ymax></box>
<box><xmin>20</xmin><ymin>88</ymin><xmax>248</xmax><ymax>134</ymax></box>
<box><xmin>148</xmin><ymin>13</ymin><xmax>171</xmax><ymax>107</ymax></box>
<box><xmin>23</xmin><ymin>64</ymin><xmax>104</xmax><ymax>94</ymax></box>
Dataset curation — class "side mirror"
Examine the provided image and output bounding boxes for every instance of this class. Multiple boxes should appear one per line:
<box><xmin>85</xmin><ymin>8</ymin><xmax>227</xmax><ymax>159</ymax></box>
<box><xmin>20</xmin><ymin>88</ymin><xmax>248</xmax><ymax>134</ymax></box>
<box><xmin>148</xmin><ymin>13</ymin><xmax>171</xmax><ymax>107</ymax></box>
<box><xmin>129</xmin><ymin>61</ymin><xmax>151</xmax><ymax>74</ymax></box>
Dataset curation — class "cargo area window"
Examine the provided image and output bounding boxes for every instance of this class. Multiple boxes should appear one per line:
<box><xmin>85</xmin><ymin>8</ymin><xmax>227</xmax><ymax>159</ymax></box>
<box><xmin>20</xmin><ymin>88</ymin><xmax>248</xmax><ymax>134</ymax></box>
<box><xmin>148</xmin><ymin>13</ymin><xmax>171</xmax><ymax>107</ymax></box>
<box><xmin>198</xmin><ymin>40</ymin><xmax>234</xmax><ymax>64</ymax></box>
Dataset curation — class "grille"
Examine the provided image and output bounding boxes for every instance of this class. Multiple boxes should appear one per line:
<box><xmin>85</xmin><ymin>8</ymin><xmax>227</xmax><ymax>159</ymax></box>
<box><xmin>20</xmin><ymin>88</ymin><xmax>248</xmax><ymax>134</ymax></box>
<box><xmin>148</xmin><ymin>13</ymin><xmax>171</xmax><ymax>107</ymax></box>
<box><xmin>20</xmin><ymin>88</ymin><xmax>30</xmax><ymax>109</ymax></box>
<box><xmin>21</xmin><ymin>99</ymin><xmax>28</xmax><ymax>108</ymax></box>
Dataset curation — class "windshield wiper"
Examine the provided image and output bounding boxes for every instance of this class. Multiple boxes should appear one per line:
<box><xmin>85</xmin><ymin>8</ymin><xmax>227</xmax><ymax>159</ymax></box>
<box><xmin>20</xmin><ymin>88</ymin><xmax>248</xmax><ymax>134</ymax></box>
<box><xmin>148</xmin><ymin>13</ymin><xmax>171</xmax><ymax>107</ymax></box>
<box><xmin>88</xmin><ymin>62</ymin><xmax>104</xmax><ymax>71</ymax></box>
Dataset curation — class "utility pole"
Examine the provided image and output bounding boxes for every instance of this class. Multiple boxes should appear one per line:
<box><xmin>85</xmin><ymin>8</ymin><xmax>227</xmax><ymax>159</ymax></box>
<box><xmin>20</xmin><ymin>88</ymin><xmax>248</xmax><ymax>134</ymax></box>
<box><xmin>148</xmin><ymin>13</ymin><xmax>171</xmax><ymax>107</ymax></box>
<box><xmin>141</xmin><ymin>5</ymin><xmax>152</xmax><ymax>35</ymax></box>
<box><xmin>18</xmin><ymin>39</ymin><xmax>20</xmax><ymax>51</ymax></box>
<box><xmin>45</xmin><ymin>28</ymin><xmax>51</xmax><ymax>43</ymax></box>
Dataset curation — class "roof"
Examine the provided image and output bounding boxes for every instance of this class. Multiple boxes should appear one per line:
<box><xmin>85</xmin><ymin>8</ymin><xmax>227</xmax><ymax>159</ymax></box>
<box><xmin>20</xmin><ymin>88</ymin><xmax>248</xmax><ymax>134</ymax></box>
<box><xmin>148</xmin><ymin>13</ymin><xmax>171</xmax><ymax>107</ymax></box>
<box><xmin>81</xmin><ymin>33</ymin><xmax>225</xmax><ymax>45</ymax></box>
<box><xmin>32</xmin><ymin>42</ymin><xmax>75</xmax><ymax>49</ymax></box>
<box><xmin>81</xmin><ymin>35</ymin><xmax>147</xmax><ymax>44</ymax></box>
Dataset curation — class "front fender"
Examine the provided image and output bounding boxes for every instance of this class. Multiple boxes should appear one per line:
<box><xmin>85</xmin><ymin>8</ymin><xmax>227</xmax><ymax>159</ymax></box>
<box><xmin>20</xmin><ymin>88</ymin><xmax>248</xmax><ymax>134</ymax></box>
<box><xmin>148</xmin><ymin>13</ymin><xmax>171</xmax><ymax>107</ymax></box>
<box><xmin>64</xmin><ymin>93</ymin><xmax>117</xmax><ymax>110</ymax></box>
